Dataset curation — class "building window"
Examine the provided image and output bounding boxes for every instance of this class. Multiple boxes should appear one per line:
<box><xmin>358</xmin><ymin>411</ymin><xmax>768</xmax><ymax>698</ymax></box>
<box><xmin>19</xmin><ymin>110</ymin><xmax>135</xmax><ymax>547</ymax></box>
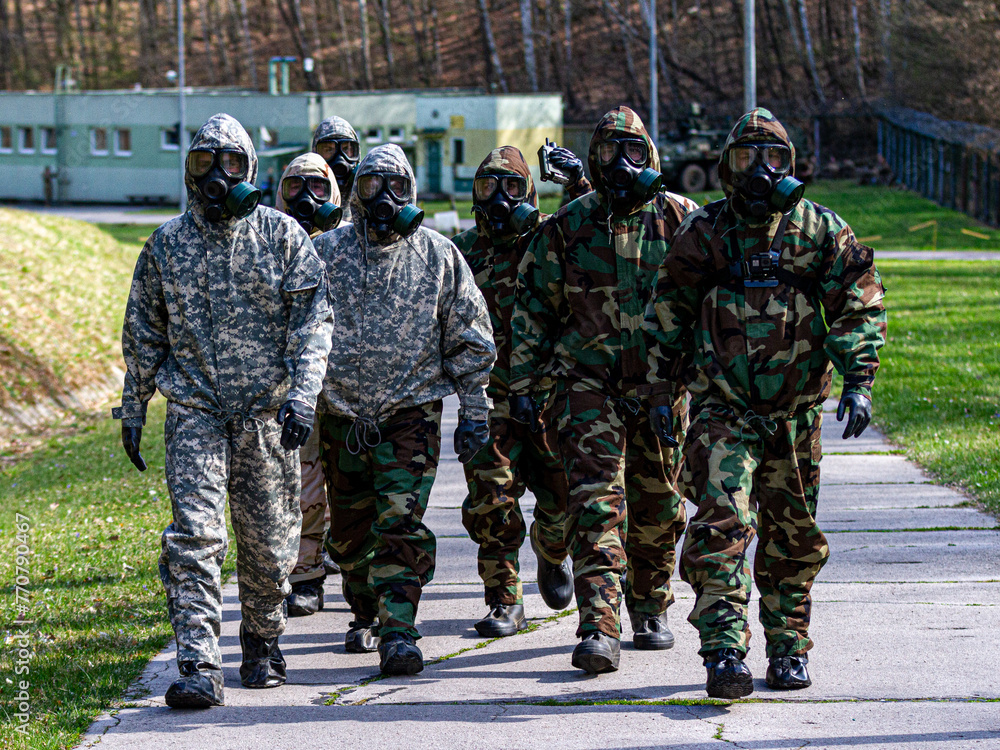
<box><xmin>452</xmin><ymin>138</ymin><xmax>465</xmax><ymax>165</ymax></box>
<box><xmin>41</xmin><ymin>127</ymin><xmax>57</xmax><ymax>154</ymax></box>
<box><xmin>161</xmin><ymin>126</ymin><xmax>180</xmax><ymax>151</ymax></box>
<box><xmin>389</xmin><ymin>127</ymin><xmax>405</xmax><ymax>143</ymax></box>
<box><xmin>0</xmin><ymin>126</ymin><xmax>12</xmax><ymax>153</ymax></box>
<box><xmin>115</xmin><ymin>128</ymin><xmax>132</xmax><ymax>156</ymax></box>
<box><xmin>364</xmin><ymin>127</ymin><xmax>382</xmax><ymax>144</ymax></box>
<box><xmin>18</xmin><ymin>126</ymin><xmax>34</xmax><ymax>153</ymax></box>
<box><xmin>91</xmin><ymin>127</ymin><xmax>109</xmax><ymax>156</ymax></box>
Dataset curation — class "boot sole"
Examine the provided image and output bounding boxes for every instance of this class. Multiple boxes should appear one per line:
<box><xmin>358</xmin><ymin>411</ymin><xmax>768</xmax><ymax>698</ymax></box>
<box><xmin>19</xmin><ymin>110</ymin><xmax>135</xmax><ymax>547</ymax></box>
<box><xmin>571</xmin><ymin>644</ymin><xmax>620</xmax><ymax>674</ymax></box>
<box><xmin>633</xmin><ymin>631</ymin><xmax>675</xmax><ymax>651</ymax></box>
<box><xmin>765</xmin><ymin>676</ymin><xmax>812</xmax><ymax>690</ymax></box>
<box><xmin>164</xmin><ymin>690</ymin><xmax>222</xmax><ymax>709</ymax></box>
<box><xmin>706</xmin><ymin>672</ymin><xmax>755</xmax><ymax>699</ymax></box>
<box><xmin>380</xmin><ymin>653</ymin><xmax>424</xmax><ymax>676</ymax></box>
<box><xmin>473</xmin><ymin>617</ymin><xmax>528</xmax><ymax>638</ymax></box>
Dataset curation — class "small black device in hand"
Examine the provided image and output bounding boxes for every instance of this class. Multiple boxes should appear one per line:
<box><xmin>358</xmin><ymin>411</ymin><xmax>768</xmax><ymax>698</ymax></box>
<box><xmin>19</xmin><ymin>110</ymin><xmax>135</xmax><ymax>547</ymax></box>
<box><xmin>538</xmin><ymin>137</ymin><xmax>571</xmax><ymax>185</ymax></box>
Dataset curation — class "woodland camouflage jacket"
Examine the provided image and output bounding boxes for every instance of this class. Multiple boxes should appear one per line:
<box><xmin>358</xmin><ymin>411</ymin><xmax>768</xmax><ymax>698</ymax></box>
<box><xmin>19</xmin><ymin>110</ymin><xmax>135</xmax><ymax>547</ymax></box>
<box><xmin>452</xmin><ymin>146</ymin><xmax>592</xmax><ymax>398</ymax></box>
<box><xmin>642</xmin><ymin>108</ymin><xmax>887</xmax><ymax>416</ymax></box>
<box><xmin>507</xmin><ymin>107</ymin><xmax>698</xmax><ymax>398</ymax></box>
<box><xmin>314</xmin><ymin>144</ymin><xmax>496</xmax><ymax>422</ymax></box>
<box><xmin>115</xmin><ymin>113</ymin><xmax>334</xmax><ymax>426</ymax></box>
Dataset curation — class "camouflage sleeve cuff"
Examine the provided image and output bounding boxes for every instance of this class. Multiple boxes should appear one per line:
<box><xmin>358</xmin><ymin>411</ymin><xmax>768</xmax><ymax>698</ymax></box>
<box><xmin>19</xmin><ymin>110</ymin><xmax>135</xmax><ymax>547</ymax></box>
<box><xmin>842</xmin><ymin>374</ymin><xmax>874</xmax><ymax>399</ymax></box>
<box><xmin>457</xmin><ymin>395</ymin><xmax>493</xmax><ymax>422</ymax></box>
<box><xmin>111</xmin><ymin>402</ymin><xmax>147</xmax><ymax>423</ymax></box>
<box><xmin>567</xmin><ymin>176</ymin><xmax>592</xmax><ymax>201</ymax></box>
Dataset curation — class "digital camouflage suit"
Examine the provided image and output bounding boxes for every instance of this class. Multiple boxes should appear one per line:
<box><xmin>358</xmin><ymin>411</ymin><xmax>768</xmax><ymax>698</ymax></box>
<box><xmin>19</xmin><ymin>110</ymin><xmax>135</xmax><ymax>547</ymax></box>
<box><xmin>314</xmin><ymin>144</ymin><xmax>495</xmax><ymax>639</ymax></box>
<box><xmin>509</xmin><ymin>107</ymin><xmax>698</xmax><ymax>639</ymax></box>
<box><xmin>312</xmin><ymin>115</ymin><xmax>359</xmax><ymax>224</ymax></box>
<box><xmin>276</xmin><ymin>153</ymin><xmax>342</xmax><ymax>587</ymax></box>
<box><xmin>453</xmin><ymin>146</ymin><xmax>591</xmax><ymax>608</ymax></box>
<box><xmin>114</xmin><ymin>114</ymin><xmax>334</xmax><ymax>669</ymax></box>
<box><xmin>643</xmin><ymin>108</ymin><xmax>887</xmax><ymax>658</ymax></box>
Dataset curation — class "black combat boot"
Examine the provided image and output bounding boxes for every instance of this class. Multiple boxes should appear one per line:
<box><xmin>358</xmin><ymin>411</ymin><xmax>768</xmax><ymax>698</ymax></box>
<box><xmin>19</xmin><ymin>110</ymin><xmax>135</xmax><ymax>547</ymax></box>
<box><xmin>531</xmin><ymin>534</ymin><xmax>574</xmax><ymax>611</ymax></box>
<box><xmin>629</xmin><ymin>610</ymin><xmax>675</xmax><ymax>651</ymax></box>
<box><xmin>571</xmin><ymin>632</ymin><xmax>621</xmax><ymax>674</ymax></box>
<box><xmin>164</xmin><ymin>661</ymin><xmax>224</xmax><ymax>708</ymax></box>
<box><xmin>322</xmin><ymin>549</ymin><xmax>341</xmax><ymax>575</ymax></box>
<box><xmin>474</xmin><ymin>603</ymin><xmax>527</xmax><ymax>637</ymax></box>
<box><xmin>378</xmin><ymin>632</ymin><xmax>424</xmax><ymax>676</ymax></box>
<box><xmin>286</xmin><ymin>575</ymin><xmax>325</xmax><ymax>617</ymax></box>
<box><xmin>704</xmin><ymin>648</ymin><xmax>754</xmax><ymax>699</ymax></box>
<box><xmin>239</xmin><ymin>623</ymin><xmax>287</xmax><ymax>688</ymax></box>
<box><xmin>345</xmin><ymin>619</ymin><xmax>379</xmax><ymax>653</ymax></box>
<box><xmin>766</xmin><ymin>654</ymin><xmax>811</xmax><ymax>690</ymax></box>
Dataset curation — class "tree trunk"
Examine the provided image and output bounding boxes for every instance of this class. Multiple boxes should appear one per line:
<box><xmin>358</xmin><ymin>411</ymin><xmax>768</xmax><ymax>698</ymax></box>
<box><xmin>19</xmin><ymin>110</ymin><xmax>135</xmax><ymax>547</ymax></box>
<box><xmin>778</xmin><ymin>0</ymin><xmax>803</xmax><ymax>56</ymax></box>
<box><xmin>476</xmin><ymin>0</ymin><xmax>507</xmax><ymax>93</ymax></box>
<box><xmin>277</xmin><ymin>0</ymin><xmax>322</xmax><ymax>90</ymax></box>
<box><xmin>797</xmin><ymin>0</ymin><xmax>826</xmax><ymax>105</ymax></box>
<box><xmin>404</xmin><ymin>0</ymin><xmax>431</xmax><ymax>85</ymax></box>
<box><xmin>238</xmin><ymin>0</ymin><xmax>259</xmax><ymax>88</ymax></box>
<box><xmin>879</xmin><ymin>0</ymin><xmax>893</xmax><ymax>94</ymax></box>
<box><xmin>562</xmin><ymin>0</ymin><xmax>573</xmax><ymax>105</ymax></box>
<box><xmin>375</xmin><ymin>0</ymin><xmax>395</xmax><ymax>87</ymax></box>
<box><xmin>761</xmin><ymin>0</ymin><xmax>792</xmax><ymax>96</ymax></box>
<box><xmin>539</xmin><ymin>0</ymin><xmax>555</xmax><ymax>90</ymax></box>
<box><xmin>601</xmin><ymin>0</ymin><xmax>646</xmax><ymax>111</ymax></box>
<box><xmin>519</xmin><ymin>0</ymin><xmax>539</xmax><ymax>91</ymax></box>
<box><xmin>0</xmin><ymin>0</ymin><xmax>12</xmax><ymax>88</ymax></box>
<box><xmin>331</xmin><ymin>0</ymin><xmax>357</xmax><ymax>87</ymax></box>
<box><xmin>358</xmin><ymin>0</ymin><xmax>373</xmax><ymax>88</ymax></box>
<box><xmin>428</xmin><ymin>0</ymin><xmax>442</xmax><ymax>81</ymax></box>
<box><xmin>206</xmin><ymin>0</ymin><xmax>234</xmax><ymax>84</ymax></box>
<box><xmin>850</xmin><ymin>0</ymin><xmax>866</xmax><ymax>97</ymax></box>
<box><xmin>305</xmin><ymin>0</ymin><xmax>328</xmax><ymax>88</ymax></box>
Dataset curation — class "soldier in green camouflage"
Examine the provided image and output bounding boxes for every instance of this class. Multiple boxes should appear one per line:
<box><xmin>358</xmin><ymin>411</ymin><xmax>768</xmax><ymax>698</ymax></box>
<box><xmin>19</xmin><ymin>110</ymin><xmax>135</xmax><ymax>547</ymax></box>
<box><xmin>312</xmin><ymin>115</ymin><xmax>361</xmax><ymax>223</ymax></box>
<box><xmin>314</xmin><ymin>144</ymin><xmax>496</xmax><ymax>676</ymax></box>
<box><xmin>643</xmin><ymin>108</ymin><xmax>887</xmax><ymax>698</ymax></box>
<box><xmin>274</xmin><ymin>153</ymin><xmax>343</xmax><ymax>617</ymax></box>
<box><xmin>114</xmin><ymin>114</ymin><xmax>334</xmax><ymax>708</ymax></box>
<box><xmin>453</xmin><ymin>146</ymin><xmax>591</xmax><ymax>637</ymax></box>
<box><xmin>509</xmin><ymin>106</ymin><xmax>698</xmax><ymax>674</ymax></box>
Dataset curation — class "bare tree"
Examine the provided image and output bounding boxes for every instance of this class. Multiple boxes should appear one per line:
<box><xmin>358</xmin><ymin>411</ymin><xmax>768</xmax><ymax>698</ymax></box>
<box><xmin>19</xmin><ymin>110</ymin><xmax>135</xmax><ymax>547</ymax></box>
<box><xmin>277</xmin><ymin>0</ymin><xmax>323</xmax><ymax>89</ymax></box>
<box><xmin>476</xmin><ymin>0</ymin><xmax>508</xmax><ymax>93</ymax></box>
<box><xmin>879</xmin><ymin>0</ymin><xmax>893</xmax><ymax>94</ymax></box>
<box><xmin>797</xmin><ymin>0</ymin><xmax>826</xmax><ymax>105</ymax></box>
<box><xmin>404</xmin><ymin>0</ymin><xmax>432</xmax><ymax>85</ymax></box>
<box><xmin>562</xmin><ymin>0</ymin><xmax>573</xmax><ymax>102</ymax></box>
<box><xmin>851</xmin><ymin>0</ymin><xmax>866</xmax><ymax>97</ymax></box>
<box><xmin>427</xmin><ymin>0</ymin><xmax>442</xmax><ymax>81</ymax></box>
<box><xmin>238</xmin><ymin>0</ymin><xmax>259</xmax><ymax>88</ymax></box>
<box><xmin>519</xmin><ymin>0</ymin><xmax>538</xmax><ymax>91</ymax></box>
<box><xmin>305</xmin><ymin>0</ymin><xmax>328</xmax><ymax>88</ymax></box>
<box><xmin>331</xmin><ymin>0</ymin><xmax>357</xmax><ymax>87</ymax></box>
<box><xmin>375</xmin><ymin>0</ymin><xmax>395</xmax><ymax>87</ymax></box>
<box><xmin>358</xmin><ymin>0</ymin><xmax>373</xmax><ymax>88</ymax></box>
<box><xmin>602</xmin><ymin>0</ymin><xmax>647</xmax><ymax>110</ymax></box>
<box><xmin>206</xmin><ymin>0</ymin><xmax>235</xmax><ymax>84</ymax></box>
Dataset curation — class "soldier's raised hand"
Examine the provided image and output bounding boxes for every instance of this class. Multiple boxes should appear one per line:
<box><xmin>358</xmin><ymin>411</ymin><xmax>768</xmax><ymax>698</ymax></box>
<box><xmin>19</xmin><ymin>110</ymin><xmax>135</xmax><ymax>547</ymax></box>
<box><xmin>837</xmin><ymin>391</ymin><xmax>872</xmax><ymax>439</ymax></box>
<box><xmin>277</xmin><ymin>400</ymin><xmax>316</xmax><ymax>450</ymax></box>
<box><xmin>548</xmin><ymin>147</ymin><xmax>585</xmax><ymax>185</ymax></box>
<box><xmin>121</xmin><ymin>424</ymin><xmax>147</xmax><ymax>472</ymax></box>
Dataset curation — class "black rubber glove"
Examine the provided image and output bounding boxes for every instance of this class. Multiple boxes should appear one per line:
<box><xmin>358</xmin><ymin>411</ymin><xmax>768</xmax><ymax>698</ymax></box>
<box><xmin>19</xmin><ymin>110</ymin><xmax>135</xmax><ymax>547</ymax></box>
<box><xmin>508</xmin><ymin>394</ymin><xmax>541</xmax><ymax>434</ymax></box>
<box><xmin>837</xmin><ymin>391</ymin><xmax>872</xmax><ymax>439</ymax></box>
<box><xmin>649</xmin><ymin>405</ymin><xmax>680</xmax><ymax>448</ymax></box>
<box><xmin>277</xmin><ymin>400</ymin><xmax>315</xmax><ymax>451</ymax></box>
<box><xmin>455</xmin><ymin>418</ymin><xmax>490</xmax><ymax>464</ymax></box>
<box><xmin>121</xmin><ymin>424</ymin><xmax>147</xmax><ymax>472</ymax></box>
<box><xmin>548</xmin><ymin>146</ymin><xmax>585</xmax><ymax>185</ymax></box>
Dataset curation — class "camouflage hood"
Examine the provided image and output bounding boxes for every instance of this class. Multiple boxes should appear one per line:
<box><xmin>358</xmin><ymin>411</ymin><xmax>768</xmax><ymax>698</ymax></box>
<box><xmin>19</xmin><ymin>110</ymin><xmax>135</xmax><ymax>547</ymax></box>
<box><xmin>587</xmin><ymin>106</ymin><xmax>660</xmax><ymax>214</ymax></box>
<box><xmin>718</xmin><ymin>107</ymin><xmax>795</xmax><ymax>198</ymax></box>
<box><xmin>185</xmin><ymin>113</ymin><xmax>257</xmax><ymax>222</ymax></box>
<box><xmin>473</xmin><ymin>146</ymin><xmax>539</xmax><ymax>236</ymax></box>
<box><xmin>274</xmin><ymin>152</ymin><xmax>342</xmax><ymax>217</ymax></box>
<box><xmin>349</xmin><ymin>143</ymin><xmax>418</xmax><ymax>247</ymax></box>
<box><xmin>311</xmin><ymin>115</ymin><xmax>359</xmax><ymax>152</ymax></box>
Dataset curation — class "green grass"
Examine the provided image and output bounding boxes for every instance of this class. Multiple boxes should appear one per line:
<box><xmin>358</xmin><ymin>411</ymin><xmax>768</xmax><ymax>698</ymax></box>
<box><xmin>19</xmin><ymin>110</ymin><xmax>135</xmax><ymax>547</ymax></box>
<box><xmin>876</xmin><ymin>261</ymin><xmax>1000</xmax><ymax>514</ymax></box>
<box><xmin>0</xmin><ymin>399</ymin><xmax>240</xmax><ymax>750</ymax></box>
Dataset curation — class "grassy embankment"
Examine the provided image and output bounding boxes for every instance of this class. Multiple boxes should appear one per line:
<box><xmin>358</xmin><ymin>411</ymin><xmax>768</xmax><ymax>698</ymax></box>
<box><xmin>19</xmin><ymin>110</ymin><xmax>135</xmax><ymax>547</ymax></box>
<box><xmin>0</xmin><ymin>183</ymin><xmax>997</xmax><ymax>748</ymax></box>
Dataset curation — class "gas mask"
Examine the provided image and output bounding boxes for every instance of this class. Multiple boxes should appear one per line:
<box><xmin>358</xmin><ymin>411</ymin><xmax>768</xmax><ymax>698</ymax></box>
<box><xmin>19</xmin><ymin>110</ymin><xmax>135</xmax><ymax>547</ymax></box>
<box><xmin>281</xmin><ymin>174</ymin><xmax>342</xmax><ymax>233</ymax></box>
<box><xmin>186</xmin><ymin>148</ymin><xmax>261</xmax><ymax>222</ymax></box>
<box><xmin>472</xmin><ymin>173</ymin><xmax>539</xmax><ymax>239</ymax></box>
<box><xmin>596</xmin><ymin>137</ymin><xmax>662</xmax><ymax>214</ymax></box>
<box><xmin>726</xmin><ymin>143</ymin><xmax>804</xmax><ymax>219</ymax></box>
<box><xmin>315</xmin><ymin>137</ymin><xmax>361</xmax><ymax>195</ymax></box>
<box><xmin>356</xmin><ymin>171</ymin><xmax>424</xmax><ymax>241</ymax></box>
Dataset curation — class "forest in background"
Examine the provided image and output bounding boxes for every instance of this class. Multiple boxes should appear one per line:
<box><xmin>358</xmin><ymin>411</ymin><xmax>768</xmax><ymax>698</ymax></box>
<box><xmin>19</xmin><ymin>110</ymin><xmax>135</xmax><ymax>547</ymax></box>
<box><xmin>1</xmin><ymin>0</ymin><xmax>998</xmax><ymax>129</ymax></box>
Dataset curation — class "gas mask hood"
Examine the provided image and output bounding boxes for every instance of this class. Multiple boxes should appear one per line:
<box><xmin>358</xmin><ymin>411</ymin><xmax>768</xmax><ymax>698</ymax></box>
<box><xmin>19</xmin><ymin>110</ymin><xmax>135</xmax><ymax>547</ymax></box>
<box><xmin>275</xmin><ymin>152</ymin><xmax>344</xmax><ymax>235</ymax></box>
<box><xmin>588</xmin><ymin>107</ymin><xmax>663</xmax><ymax>217</ymax></box>
<box><xmin>350</xmin><ymin>144</ymin><xmax>424</xmax><ymax>244</ymax></box>
<box><xmin>472</xmin><ymin>147</ymin><xmax>541</xmax><ymax>240</ymax></box>
<box><xmin>186</xmin><ymin>114</ymin><xmax>261</xmax><ymax>223</ymax></box>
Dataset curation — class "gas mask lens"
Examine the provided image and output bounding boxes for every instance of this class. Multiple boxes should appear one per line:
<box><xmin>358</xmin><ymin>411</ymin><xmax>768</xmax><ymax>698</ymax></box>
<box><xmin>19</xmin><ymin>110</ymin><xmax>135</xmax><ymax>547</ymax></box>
<box><xmin>186</xmin><ymin>148</ymin><xmax>249</xmax><ymax>179</ymax></box>
<box><xmin>316</xmin><ymin>138</ymin><xmax>360</xmax><ymax>163</ymax></box>
<box><xmin>727</xmin><ymin>144</ymin><xmax>791</xmax><ymax>174</ymax></box>
<box><xmin>281</xmin><ymin>175</ymin><xmax>332</xmax><ymax>202</ymax></box>
<box><xmin>473</xmin><ymin>174</ymin><xmax>527</xmax><ymax>202</ymax></box>
<box><xmin>357</xmin><ymin>173</ymin><xmax>411</xmax><ymax>202</ymax></box>
<box><xmin>597</xmin><ymin>138</ymin><xmax>649</xmax><ymax>167</ymax></box>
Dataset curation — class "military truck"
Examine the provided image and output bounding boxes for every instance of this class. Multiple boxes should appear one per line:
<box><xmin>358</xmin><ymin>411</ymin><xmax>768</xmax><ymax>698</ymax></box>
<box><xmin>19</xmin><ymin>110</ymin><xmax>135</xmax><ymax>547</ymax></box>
<box><xmin>657</xmin><ymin>104</ymin><xmax>729</xmax><ymax>193</ymax></box>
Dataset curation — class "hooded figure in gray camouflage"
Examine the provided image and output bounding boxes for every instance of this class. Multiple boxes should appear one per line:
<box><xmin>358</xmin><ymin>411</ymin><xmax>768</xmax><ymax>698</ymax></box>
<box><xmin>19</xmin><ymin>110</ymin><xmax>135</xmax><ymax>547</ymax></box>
<box><xmin>313</xmin><ymin>144</ymin><xmax>496</xmax><ymax>676</ymax></box>
<box><xmin>114</xmin><ymin>113</ymin><xmax>334</xmax><ymax>708</ymax></box>
<box><xmin>312</xmin><ymin>115</ymin><xmax>361</xmax><ymax>223</ymax></box>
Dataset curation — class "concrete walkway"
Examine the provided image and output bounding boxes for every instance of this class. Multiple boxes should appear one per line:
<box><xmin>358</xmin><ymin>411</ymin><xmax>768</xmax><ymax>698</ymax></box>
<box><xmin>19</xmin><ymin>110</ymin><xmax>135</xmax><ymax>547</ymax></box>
<box><xmin>78</xmin><ymin>395</ymin><xmax>1000</xmax><ymax>749</ymax></box>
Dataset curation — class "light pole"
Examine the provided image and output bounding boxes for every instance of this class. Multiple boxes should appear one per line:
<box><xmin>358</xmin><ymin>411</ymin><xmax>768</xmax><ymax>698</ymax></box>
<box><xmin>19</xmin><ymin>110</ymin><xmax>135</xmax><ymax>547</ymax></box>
<box><xmin>178</xmin><ymin>0</ymin><xmax>187</xmax><ymax>213</ymax></box>
<box><xmin>744</xmin><ymin>0</ymin><xmax>756</xmax><ymax>112</ymax></box>
<box><xmin>649</xmin><ymin>0</ymin><xmax>658</xmax><ymax>145</ymax></box>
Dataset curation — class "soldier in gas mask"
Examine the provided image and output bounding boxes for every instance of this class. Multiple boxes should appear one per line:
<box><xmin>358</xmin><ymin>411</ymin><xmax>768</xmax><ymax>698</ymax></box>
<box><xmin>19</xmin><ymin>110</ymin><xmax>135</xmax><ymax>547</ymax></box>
<box><xmin>643</xmin><ymin>108</ymin><xmax>887</xmax><ymax>698</ymax></box>
<box><xmin>508</xmin><ymin>107</ymin><xmax>698</xmax><ymax>674</ymax></box>
<box><xmin>313</xmin><ymin>144</ymin><xmax>496</xmax><ymax>676</ymax></box>
<box><xmin>273</xmin><ymin>153</ymin><xmax>343</xmax><ymax>617</ymax></box>
<box><xmin>452</xmin><ymin>146</ymin><xmax>590</xmax><ymax>638</ymax></box>
<box><xmin>114</xmin><ymin>114</ymin><xmax>333</xmax><ymax>707</ymax></box>
<box><xmin>312</xmin><ymin>116</ymin><xmax>361</xmax><ymax>223</ymax></box>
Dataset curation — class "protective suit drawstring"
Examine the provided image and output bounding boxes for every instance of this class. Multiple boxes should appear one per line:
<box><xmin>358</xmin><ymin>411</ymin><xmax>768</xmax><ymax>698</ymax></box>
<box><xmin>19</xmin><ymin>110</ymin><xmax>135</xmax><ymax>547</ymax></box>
<box><xmin>347</xmin><ymin>416</ymin><xmax>382</xmax><ymax>455</ymax></box>
<box><xmin>739</xmin><ymin>410</ymin><xmax>777</xmax><ymax>443</ymax></box>
<box><xmin>605</xmin><ymin>396</ymin><xmax>642</xmax><ymax>417</ymax></box>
